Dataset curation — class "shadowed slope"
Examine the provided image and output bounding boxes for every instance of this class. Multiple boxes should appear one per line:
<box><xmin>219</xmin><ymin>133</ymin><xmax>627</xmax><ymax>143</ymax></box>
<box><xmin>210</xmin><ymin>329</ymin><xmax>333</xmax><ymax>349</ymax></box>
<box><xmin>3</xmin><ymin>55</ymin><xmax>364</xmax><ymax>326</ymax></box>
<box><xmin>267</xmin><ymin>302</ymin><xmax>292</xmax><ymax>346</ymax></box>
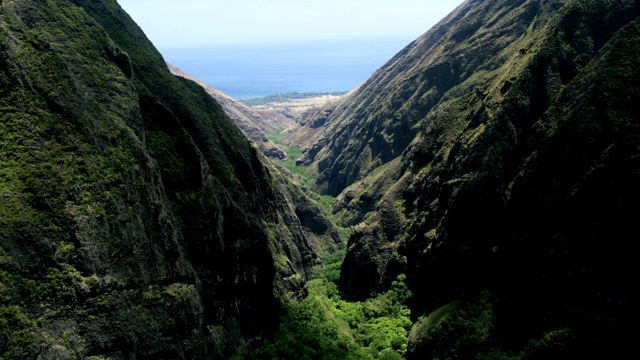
<box><xmin>286</xmin><ymin>0</ymin><xmax>639</xmax><ymax>358</ymax></box>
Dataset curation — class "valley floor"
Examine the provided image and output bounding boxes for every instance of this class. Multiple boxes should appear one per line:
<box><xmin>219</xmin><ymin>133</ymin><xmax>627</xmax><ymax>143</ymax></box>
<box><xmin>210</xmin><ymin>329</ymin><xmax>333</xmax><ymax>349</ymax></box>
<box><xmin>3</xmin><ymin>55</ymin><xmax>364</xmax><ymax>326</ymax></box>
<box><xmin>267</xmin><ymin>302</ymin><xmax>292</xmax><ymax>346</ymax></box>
<box><xmin>250</xmin><ymin>132</ymin><xmax>413</xmax><ymax>360</ymax></box>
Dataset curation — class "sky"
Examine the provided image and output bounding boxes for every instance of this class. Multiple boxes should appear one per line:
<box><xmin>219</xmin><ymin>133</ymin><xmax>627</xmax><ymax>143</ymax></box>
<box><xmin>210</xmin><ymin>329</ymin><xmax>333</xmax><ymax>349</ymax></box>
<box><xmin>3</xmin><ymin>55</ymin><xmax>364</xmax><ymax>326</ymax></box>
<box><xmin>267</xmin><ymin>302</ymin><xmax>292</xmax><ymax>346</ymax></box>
<box><xmin>118</xmin><ymin>0</ymin><xmax>465</xmax><ymax>48</ymax></box>
<box><xmin>116</xmin><ymin>0</ymin><xmax>465</xmax><ymax>98</ymax></box>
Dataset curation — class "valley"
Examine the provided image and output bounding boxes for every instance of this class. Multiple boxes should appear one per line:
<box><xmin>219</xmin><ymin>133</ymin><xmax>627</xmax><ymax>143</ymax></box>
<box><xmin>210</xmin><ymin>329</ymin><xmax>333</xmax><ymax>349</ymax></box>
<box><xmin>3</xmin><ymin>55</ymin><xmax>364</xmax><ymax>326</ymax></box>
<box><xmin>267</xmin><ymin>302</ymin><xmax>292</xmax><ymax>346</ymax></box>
<box><xmin>1</xmin><ymin>0</ymin><xmax>638</xmax><ymax>359</ymax></box>
<box><xmin>243</xmin><ymin>0</ymin><xmax>640</xmax><ymax>358</ymax></box>
<box><xmin>248</xmin><ymin>134</ymin><xmax>413</xmax><ymax>359</ymax></box>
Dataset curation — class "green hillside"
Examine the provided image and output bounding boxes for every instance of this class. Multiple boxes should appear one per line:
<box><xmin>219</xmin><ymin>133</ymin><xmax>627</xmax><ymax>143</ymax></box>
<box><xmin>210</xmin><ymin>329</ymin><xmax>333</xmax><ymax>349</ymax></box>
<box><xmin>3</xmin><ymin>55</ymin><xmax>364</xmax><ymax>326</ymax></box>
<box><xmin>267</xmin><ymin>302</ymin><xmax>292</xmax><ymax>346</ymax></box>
<box><xmin>285</xmin><ymin>0</ymin><xmax>639</xmax><ymax>358</ymax></box>
<box><xmin>0</xmin><ymin>0</ymin><xmax>340</xmax><ymax>358</ymax></box>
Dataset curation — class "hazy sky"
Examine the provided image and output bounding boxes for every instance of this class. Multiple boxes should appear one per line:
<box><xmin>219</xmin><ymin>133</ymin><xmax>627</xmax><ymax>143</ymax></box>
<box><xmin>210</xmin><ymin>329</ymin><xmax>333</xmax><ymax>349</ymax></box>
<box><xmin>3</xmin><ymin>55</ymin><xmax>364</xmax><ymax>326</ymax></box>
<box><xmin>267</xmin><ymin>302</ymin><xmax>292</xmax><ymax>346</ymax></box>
<box><xmin>118</xmin><ymin>0</ymin><xmax>465</xmax><ymax>47</ymax></box>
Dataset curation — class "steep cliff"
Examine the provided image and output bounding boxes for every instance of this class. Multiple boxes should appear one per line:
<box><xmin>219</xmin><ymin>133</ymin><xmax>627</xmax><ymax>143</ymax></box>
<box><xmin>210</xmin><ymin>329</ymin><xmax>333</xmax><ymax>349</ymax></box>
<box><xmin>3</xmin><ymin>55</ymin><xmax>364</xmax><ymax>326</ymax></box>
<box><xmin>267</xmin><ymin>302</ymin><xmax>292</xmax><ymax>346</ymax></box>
<box><xmin>287</xmin><ymin>0</ymin><xmax>639</xmax><ymax>358</ymax></box>
<box><xmin>401</xmin><ymin>1</ymin><xmax>639</xmax><ymax>357</ymax></box>
<box><xmin>0</xmin><ymin>0</ymin><xmax>340</xmax><ymax>358</ymax></box>
<box><xmin>289</xmin><ymin>0</ymin><xmax>564</xmax><ymax>197</ymax></box>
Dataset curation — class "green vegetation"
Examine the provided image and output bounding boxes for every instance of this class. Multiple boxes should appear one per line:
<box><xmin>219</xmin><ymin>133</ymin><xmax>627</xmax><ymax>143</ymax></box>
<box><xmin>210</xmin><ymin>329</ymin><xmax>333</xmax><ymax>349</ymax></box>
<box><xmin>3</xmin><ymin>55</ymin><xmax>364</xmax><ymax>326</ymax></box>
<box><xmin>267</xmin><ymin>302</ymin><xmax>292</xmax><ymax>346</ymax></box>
<box><xmin>407</xmin><ymin>290</ymin><xmax>510</xmax><ymax>359</ymax></box>
<box><xmin>268</xmin><ymin>129</ymin><xmax>304</xmax><ymax>172</ymax></box>
<box><xmin>317</xmin><ymin>194</ymin><xmax>338</xmax><ymax>215</ymax></box>
<box><xmin>250</xmin><ymin>251</ymin><xmax>413</xmax><ymax>359</ymax></box>
<box><xmin>239</xmin><ymin>91</ymin><xmax>347</xmax><ymax>106</ymax></box>
<box><xmin>260</xmin><ymin>130</ymin><xmax>414</xmax><ymax>359</ymax></box>
<box><xmin>268</xmin><ymin>128</ymin><xmax>336</xmax><ymax>209</ymax></box>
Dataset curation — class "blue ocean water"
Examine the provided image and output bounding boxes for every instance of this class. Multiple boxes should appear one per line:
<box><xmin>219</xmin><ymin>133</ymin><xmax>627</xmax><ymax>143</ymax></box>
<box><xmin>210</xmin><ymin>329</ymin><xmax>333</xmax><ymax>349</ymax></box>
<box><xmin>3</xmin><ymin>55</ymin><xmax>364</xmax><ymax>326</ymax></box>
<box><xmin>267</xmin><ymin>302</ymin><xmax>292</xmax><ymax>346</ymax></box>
<box><xmin>159</xmin><ymin>37</ymin><xmax>413</xmax><ymax>99</ymax></box>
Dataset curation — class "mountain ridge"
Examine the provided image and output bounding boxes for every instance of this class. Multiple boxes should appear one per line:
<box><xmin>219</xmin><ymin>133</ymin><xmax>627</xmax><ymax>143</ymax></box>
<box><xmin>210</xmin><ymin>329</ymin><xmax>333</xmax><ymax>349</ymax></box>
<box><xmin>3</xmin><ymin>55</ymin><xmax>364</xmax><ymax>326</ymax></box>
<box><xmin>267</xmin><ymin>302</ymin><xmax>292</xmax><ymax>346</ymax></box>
<box><xmin>286</xmin><ymin>0</ymin><xmax>552</xmax><ymax>195</ymax></box>
<box><xmin>284</xmin><ymin>0</ymin><xmax>639</xmax><ymax>357</ymax></box>
<box><xmin>167</xmin><ymin>62</ymin><xmax>292</xmax><ymax>160</ymax></box>
<box><xmin>0</xmin><ymin>0</ymin><xmax>340</xmax><ymax>358</ymax></box>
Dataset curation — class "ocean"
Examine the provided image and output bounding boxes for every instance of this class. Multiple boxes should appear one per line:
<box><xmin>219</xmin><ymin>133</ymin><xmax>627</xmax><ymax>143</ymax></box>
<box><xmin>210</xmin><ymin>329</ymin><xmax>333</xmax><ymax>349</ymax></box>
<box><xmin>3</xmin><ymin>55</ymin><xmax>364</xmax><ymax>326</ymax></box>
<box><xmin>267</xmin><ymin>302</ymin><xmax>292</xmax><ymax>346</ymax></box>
<box><xmin>158</xmin><ymin>37</ymin><xmax>414</xmax><ymax>99</ymax></box>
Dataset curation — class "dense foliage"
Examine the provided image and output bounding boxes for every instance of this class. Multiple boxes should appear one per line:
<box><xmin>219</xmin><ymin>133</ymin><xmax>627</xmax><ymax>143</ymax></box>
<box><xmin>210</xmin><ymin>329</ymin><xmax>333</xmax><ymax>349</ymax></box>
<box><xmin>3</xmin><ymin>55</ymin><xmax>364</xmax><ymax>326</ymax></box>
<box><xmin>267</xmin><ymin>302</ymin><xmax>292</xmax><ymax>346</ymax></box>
<box><xmin>249</xmin><ymin>133</ymin><xmax>414</xmax><ymax>359</ymax></box>
<box><xmin>251</xmin><ymin>251</ymin><xmax>413</xmax><ymax>360</ymax></box>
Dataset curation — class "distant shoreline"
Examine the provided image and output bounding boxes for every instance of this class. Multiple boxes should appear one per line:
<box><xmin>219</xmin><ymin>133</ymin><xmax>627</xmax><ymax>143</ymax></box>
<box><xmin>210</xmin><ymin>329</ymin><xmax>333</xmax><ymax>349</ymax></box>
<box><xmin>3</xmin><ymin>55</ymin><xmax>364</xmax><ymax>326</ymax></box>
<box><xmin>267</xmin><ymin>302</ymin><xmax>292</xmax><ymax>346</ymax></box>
<box><xmin>238</xmin><ymin>91</ymin><xmax>348</xmax><ymax>106</ymax></box>
<box><xmin>158</xmin><ymin>38</ymin><xmax>409</xmax><ymax>102</ymax></box>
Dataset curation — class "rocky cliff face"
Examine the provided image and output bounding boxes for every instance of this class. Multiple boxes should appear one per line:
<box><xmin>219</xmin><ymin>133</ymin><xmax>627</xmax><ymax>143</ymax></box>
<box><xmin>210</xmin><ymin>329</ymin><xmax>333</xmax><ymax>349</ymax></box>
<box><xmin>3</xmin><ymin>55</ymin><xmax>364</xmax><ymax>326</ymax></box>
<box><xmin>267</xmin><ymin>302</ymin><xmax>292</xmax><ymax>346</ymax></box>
<box><xmin>287</xmin><ymin>0</ymin><xmax>639</xmax><ymax>357</ymax></box>
<box><xmin>289</xmin><ymin>0</ymin><xmax>564</xmax><ymax>196</ymax></box>
<box><xmin>0</xmin><ymin>0</ymin><xmax>340</xmax><ymax>358</ymax></box>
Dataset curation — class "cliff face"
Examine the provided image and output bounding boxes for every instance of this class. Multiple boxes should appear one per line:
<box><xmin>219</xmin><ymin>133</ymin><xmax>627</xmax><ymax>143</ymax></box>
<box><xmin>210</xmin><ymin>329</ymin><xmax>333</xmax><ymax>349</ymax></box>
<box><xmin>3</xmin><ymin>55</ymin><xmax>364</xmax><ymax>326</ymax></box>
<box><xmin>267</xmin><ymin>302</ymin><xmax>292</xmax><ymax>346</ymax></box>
<box><xmin>0</xmin><ymin>0</ymin><xmax>339</xmax><ymax>358</ymax></box>
<box><xmin>287</xmin><ymin>0</ymin><xmax>639</xmax><ymax>357</ymax></box>
<box><xmin>289</xmin><ymin>0</ymin><xmax>564</xmax><ymax>197</ymax></box>
<box><xmin>401</xmin><ymin>1</ymin><xmax>640</xmax><ymax>357</ymax></box>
